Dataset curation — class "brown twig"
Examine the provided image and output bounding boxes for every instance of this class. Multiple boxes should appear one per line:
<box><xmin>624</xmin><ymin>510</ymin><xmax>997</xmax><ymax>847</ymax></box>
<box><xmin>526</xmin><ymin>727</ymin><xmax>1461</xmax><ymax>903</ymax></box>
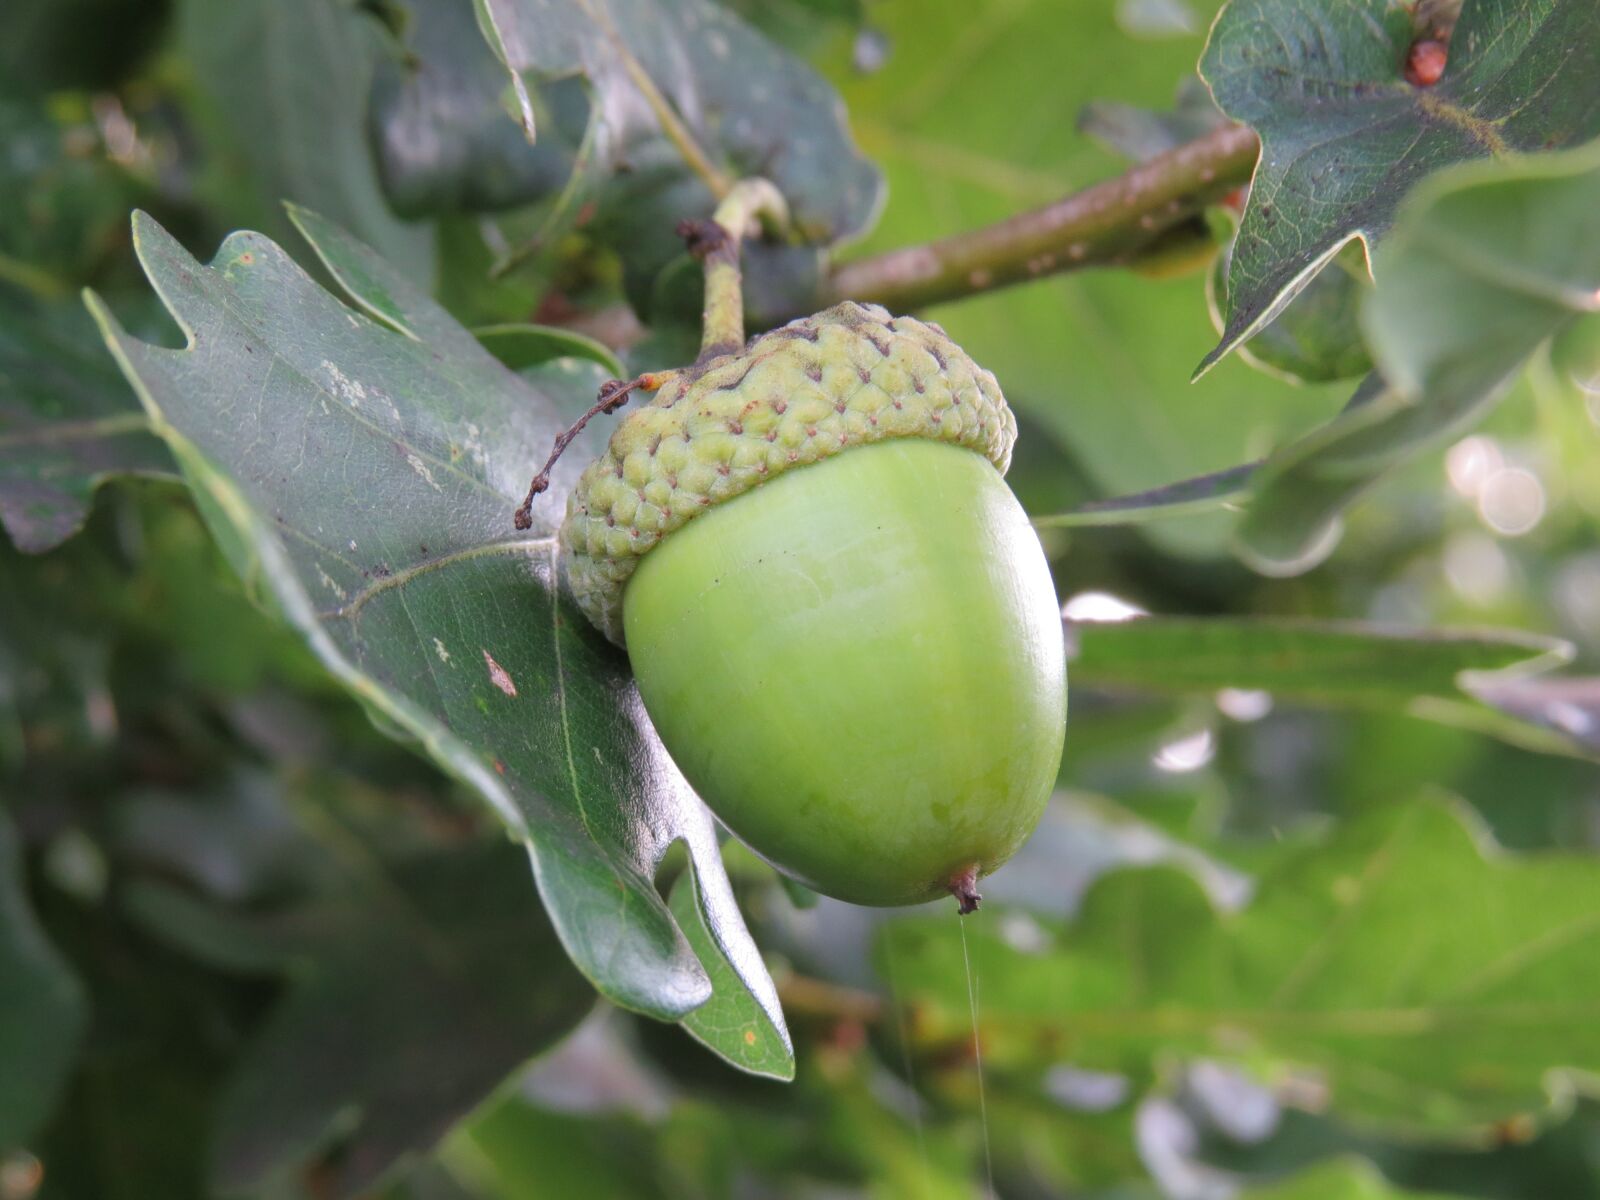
<box><xmin>512</xmin><ymin>372</ymin><xmax>672</xmax><ymax>529</ymax></box>
<box><xmin>776</xmin><ymin>973</ymin><xmax>886</xmax><ymax>1023</ymax></box>
<box><xmin>824</xmin><ymin>123</ymin><xmax>1260</xmax><ymax>313</ymax></box>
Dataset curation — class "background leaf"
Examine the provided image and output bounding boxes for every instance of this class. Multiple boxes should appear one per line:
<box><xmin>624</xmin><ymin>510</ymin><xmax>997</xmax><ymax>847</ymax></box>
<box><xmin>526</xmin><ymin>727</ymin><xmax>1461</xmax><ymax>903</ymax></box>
<box><xmin>1034</xmin><ymin>460</ymin><xmax>1256</xmax><ymax>528</ymax></box>
<box><xmin>369</xmin><ymin>0</ymin><xmax>580</xmax><ymax>218</ymax></box>
<box><xmin>474</xmin><ymin>0</ymin><xmax>882</xmax><ymax>243</ymax></box>
<box><xmin>1072</xmin><ymin>616</ymin><xmax>1567</xmax><ymax>705</ymax></box>
<box><xmin>178</xmin><ymin>0</ymin><xmax>434</xmax><ymax>284</ymax></box>
<box><xmin>0</xmin><ymin>808</ymin><xmax>88</xmax><ymax>1148</ymax></box>
<box><xmin>1210</xmin><ymin>236</ymin><xmax>1374</xmax><ymax>385</ymax></box>
<box><xmin>1465</xmin><ymin>677</ymin><xmax>1600</xmax><ymax>756</ymax></box>
<box><xmin>474</xmin><ymin>322</ymin><xmax>626</xmax><ymax>377</ymax></box>
<box><xmin>1199</xmin><ymin>0</ymin><xmax>1600</xmax><ymax>369</ymax></box>
<box><xmin>1236</xmin><ymin>140</ymin><xmax>1600</xmax><ymax>573</ymax></box>
<box><xmin>130</xmin><ymin>842</ymin><xmax>593</xmax><ymax>1199</ymax></box>
<box><xmin>0</xmin><ymin>0</ymin><xmax>168</xmax><ymax>99</ymax></box>
<box><xmin>86</xmin><ymin>209</ymin><xmax>789</xmax><ymax>1071</ymax></box>
<box><xmin>1241</xmin><ymin>1157</ymin><xmax>1470</xmax><ymax>1200</ymax></box>
<box><xmin>884</xmin><ymin>797</ymin><xmax>1600</xmax><ymax>1138</ymax></box>
<box><xmin>1070</xmin><ymin>615</ymin><xmax>1599</xmax><ymax>757</ymax></box>
<box><xmin>1078</xmin><ymin>76</ymin><xmax>1227</xmax><ymax>164</ymax></box>
<box><xmin>0</xmin><ymin>293</ymin><xmax>171</xmax><ymax>552</ymax></box>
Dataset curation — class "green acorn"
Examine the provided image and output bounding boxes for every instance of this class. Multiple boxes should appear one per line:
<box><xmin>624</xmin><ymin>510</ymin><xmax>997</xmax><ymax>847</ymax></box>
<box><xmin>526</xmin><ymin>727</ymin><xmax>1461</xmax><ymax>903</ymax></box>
<box><xmin>521</xmin><ymin>184</ymin><xmax>1066</xmax><ymax>910</ymax></box>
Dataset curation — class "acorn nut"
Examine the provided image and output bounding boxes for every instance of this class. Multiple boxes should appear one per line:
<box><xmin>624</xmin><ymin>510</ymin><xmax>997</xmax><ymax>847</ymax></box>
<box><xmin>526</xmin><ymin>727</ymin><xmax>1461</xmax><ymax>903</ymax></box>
<box><xmin>558</xmin><ymin>301</ymin><xmax>1066</xmax><ymax>910</ymax></box>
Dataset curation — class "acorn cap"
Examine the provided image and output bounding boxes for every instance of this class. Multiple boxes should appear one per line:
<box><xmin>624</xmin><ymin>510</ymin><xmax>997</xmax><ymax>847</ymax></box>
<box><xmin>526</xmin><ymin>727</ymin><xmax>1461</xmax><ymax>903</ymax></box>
<box><xmin>561</xmin><ymin>301</ymin><xmax>1018</xmax><ymax>644</ymax></box>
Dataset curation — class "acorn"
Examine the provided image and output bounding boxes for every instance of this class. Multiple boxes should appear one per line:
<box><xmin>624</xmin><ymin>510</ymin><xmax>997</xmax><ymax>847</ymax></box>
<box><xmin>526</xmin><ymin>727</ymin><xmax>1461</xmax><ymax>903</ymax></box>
<box><xmin>519</xmin><ymin>184</ymin><xmax>1066</xmax><ymax>911</ymax></box>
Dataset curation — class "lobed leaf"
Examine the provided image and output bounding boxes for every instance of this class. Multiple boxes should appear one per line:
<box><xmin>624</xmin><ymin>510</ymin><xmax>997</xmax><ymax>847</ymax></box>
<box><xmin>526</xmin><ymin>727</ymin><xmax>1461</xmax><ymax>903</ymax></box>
<box><xmin>1208</xmin><ymin>236</ymin><xmax>1374</xmax><ymax>385</ymax></box>
<box><xmin>1198</xmin><ymin>0</ymin><xmax>1600</xmax><ymax>372</ymax></box>
<box><xmin>475</xmin><ymin>322</ymin><xmax>626</xmax><ymax>377</ymax></box>
<box><xmin>1236</xmin><ymin>140</ymin><xmax>1600</xmax><ymax>573</ymax></box>
<box><xmin>883</xmin><ymin>797</ymin><xmax>1600</xmax><ymax>1138</ymax></box>
<box><xmin>85</xmin><ymin>208</ymin><xmax>790</xmax><ymax>1073</ymax></box>
<box><xmin>370</xmin><ymin>0</ymin><xmax>580</xmax><ymax>217</ymax></box>
<box><xmin>0</xmin><ymin>292</ymin><xmax>171</xmax><ymax>552</ymax></box>
<box><xmin>473</xmin><ymin>0</ymin><xmax>882</xmax><ymax>245</ymax></box>
<box><xmin>178</xmin><ymin>0</ymin><xmax>434</xmax><ymax>283</ymax></box>
<box><xmin>669</xmin><ymin>870</ymin><xmax>794</xmax><ymax>1080</ymax></box>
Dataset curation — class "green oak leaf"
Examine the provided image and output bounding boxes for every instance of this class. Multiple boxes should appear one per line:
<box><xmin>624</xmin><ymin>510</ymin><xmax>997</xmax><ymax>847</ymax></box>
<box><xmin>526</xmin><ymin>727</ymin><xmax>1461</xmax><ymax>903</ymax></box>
<box><xmin>1242</xmin><ymin>1157</ymin><xmax>1470</xmax><ymax>1200</ymax></box>
<box><xmin>1072</xmin><ymin>616</ymin><xmax>1566</xmax><ymax>707</ymax></box>
<box><xmin>1465</xmin><ymin>677</ymin><xmax>1600</xmax><ymax>756</ymax></box>
<box><xmin>0</xmin><ymin>808</ymin><xmax>88</xmax><ymax>1147</ymax></box>
<box><xmin>0</xmin><ymin>292</ymin><xmax>171</xmax><ymax>553</ymax></box>
<box><xmin>85</xmin><ymin>207</ymin><xmax>791</xmax><ymax>1075</ymax></box>
<box><xmin>883</xmin><ymin>797</ymin><xmax>1600</xmax><ymax>1138</ymax></box>
<box><xmin>1551</xmin><ymin>311</ymin><xmax>1600</xmax><ymax>392</ymax></box>
<box><xmin>1079</xmin><ymin>81</ymin><xmax>1373</xmax><ymax>386</ymax></box>
<box><xmin>473</xmin><ymin>0</ymin><xmax>883</xmax><ymax>246</ymax></box>
<box><xmin>978</xmin><ymin>791</ymin><xmax>1250</xmax><ymax>916</ymax></box>
<box><xmin>1071</xmin><ymin>616</ymin><xmax>1597</xmax><ymax>757</ymax></box>
<box><xmin>717</xmin><ymin>0</ymin><xmax>866</xmax><ymax>56</ymax></box>
<box><xmin>1209</xmin><ymin>235</ymin><xmax>1374</xmax><ymax>385</ymax></box>
<box><xmin>1198</xmin><ymin>0</ymin><xmax>1600</xmax><ymax>372</ymax></box>
<box><xmin>1033</xmin><ymin>461</ymin><xmax>1257</xmax><ymax>529</ymax></box>
<box><xmin>1236</xmin><ymin>139</ymin><xmax>1600</xmax><ymax>574</ymax></box>
<box><xmin>669</xmin><ymin>869</ymin><xmax>794</xmax><ymax>1080</ymax></box>
<box><xmin>369</xmin><ymin>0</ymin><xmax>582</xmax><ymax>217</ymax></box>
<box><xmin>1078</xmin><ymin>76</ymin><xmax>1227</xmax><ymax>164</ymax></box>
<box><xmin>127</xmin><ymin>841</ymin><xmax>593</xmax><ymax>1199</ymax></box>
<box><xmin>449</xmin><ymin>1097</ymin><xmax>669</xmax><ymax>1198</ymax></box>
<box><xmin>475</xmin><ymin>322</ymin><xmax>626</xmax><ymax>377</ymax></box>
<box><xmin>178</xmin><ymin>0</ymin><xmax>433</xmax><ymax>284</ymax></box>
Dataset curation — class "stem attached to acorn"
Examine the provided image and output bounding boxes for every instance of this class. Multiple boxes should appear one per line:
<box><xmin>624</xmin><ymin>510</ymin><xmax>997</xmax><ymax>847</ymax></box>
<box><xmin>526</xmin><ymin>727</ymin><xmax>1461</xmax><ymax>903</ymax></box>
<box><xmin>949</xmin><ymin>863</ymin><xmax>983</xmax><ymax>916</ymax></box>
<box><xmin>824</xmin><ymin>123</ymin><xmax>1259</xmax><ymax>314</ymax></box>
<box><xmin>512</xmin><ymin>179</ymin><xmax>791</xmax><ymax>529</ymax></box>
<box><xmin>684</xmin><ymin>178</ymin><xmax>791</xmax><ymax>361</ymax></box>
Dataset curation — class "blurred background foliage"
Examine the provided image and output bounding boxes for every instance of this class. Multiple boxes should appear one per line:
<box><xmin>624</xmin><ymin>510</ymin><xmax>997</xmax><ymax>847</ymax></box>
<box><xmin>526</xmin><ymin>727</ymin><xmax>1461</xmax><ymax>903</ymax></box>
<box><xmin>3</xmin><ymin>0</ymin><xmax>1600</xmax><ymax>1198</ymax></box>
